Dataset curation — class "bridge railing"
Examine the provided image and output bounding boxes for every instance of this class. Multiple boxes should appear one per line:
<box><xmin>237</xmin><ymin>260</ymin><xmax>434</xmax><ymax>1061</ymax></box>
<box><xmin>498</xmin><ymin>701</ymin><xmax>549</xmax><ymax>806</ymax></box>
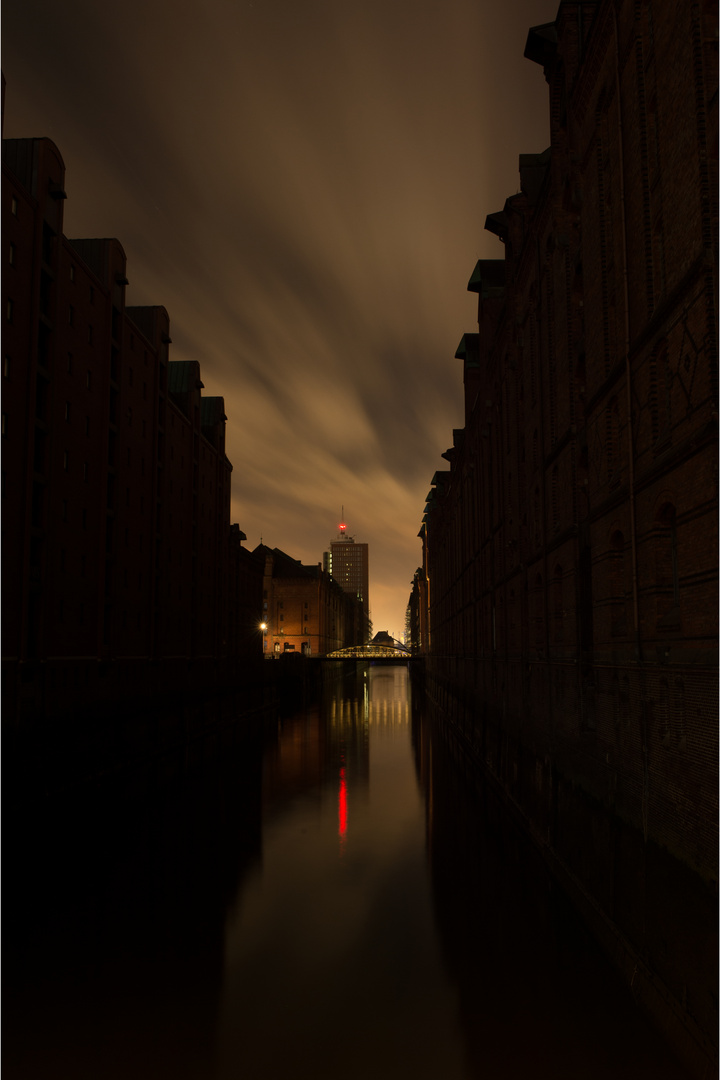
<box><xmin>324</xmin><ymin>644</ymin><xmax>412</xmax><ymax>659</ymax></box>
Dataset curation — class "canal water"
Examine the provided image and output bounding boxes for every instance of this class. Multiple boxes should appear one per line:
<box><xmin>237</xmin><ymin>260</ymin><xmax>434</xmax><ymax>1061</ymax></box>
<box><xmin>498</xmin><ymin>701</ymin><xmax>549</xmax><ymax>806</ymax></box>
<box><xmin>4</xmin><ymin>663</ymin><xmax>690</xmax><ymax>1079</ymax></box>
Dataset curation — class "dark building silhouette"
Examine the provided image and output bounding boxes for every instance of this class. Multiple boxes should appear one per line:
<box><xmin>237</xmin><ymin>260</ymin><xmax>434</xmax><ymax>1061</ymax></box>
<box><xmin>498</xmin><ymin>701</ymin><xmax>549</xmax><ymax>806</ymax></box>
<box><xmin>2</xmin><ymin>131</ymin><xmax>264</xmax><ymax>723</ymax></box>
<box><xmin>406</xmin><ymin>566</ymin><xmax>428</xmax><ymax>655</ymax></box>
<box><xmin>413</xmin><ymin>1</ymin><xmax>717</xmax><ymax>1074</ymax></box>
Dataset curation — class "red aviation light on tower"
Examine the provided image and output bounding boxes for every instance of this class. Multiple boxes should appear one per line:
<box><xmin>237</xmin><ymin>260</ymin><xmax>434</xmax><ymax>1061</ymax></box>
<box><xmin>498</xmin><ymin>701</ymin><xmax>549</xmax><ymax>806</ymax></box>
<box><xmin>338</xmin><ymin>521</ymin><xmax>346</xmax><ymax>534</ymax></box>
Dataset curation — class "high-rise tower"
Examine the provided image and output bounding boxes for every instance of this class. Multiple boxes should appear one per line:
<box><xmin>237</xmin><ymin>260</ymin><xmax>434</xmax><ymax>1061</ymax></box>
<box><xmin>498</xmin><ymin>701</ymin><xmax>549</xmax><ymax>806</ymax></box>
<box><xmin>324</xmin><ymin>512</ymin><xmax>369</xmax><ymax>642</ymax></box>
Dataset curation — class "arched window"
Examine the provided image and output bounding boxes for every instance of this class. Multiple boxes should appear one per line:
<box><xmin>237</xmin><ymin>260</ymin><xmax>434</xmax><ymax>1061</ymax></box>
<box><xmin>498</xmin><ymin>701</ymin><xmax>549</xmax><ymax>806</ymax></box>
<box><xmin>529</xmin><ymin>308</ymin><xmax>538</xmax><ymax>406</ymax></box>
<box><xmin>655</xmin><ymin>502</ymin><xmax>680</xmax><ymax>630</ymax></box>
<box><xmin>552</xmin><ymin>565</ymin><xmax>564</xmax><ymax>642</ymax></box>
<box><xmin>606</xmin><ymin>397</ymin><xmax>621</xmax><ymax>485</ymax></box>
<box><xmin>534</xmin><ymin>573</ymin><xmax>544</xmax><ymax>646</ymax></box>
<box><xmin>673</xmin><ymin>678</ymin><xmax>687</xmax><ymax>750</ymax></box>
<box><xmin>650</xmin><ymin>339</ymin><xmax>670</xmax><ymax>449</ymax></box>
<box><xmin>658</xmin><ymin>678</ymin><xmax>671</xmax><ymax>746</ymax></box>
<box><xmin>610</xmin><ymin>529</ymin><xmax>627</xmax><ymax>637</ymax></box>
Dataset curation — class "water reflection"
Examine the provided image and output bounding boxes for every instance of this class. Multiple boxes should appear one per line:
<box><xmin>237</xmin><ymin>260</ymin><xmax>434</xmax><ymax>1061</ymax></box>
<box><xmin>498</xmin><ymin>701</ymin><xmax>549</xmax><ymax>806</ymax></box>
<box><xmin>3</xmin><ymin>720</ymin><xmax>265</xmax><ymax>1080</ymax></box>
<box><xmin>217</xmin><ymin>663</ymin><xmax>689</xmax><ymax>1079</ymax></box>
<box><xmin>217</xmin><ymin>664</ymin><xmax>468</xmax><ymax>1079</ymax></box>
<box><xmin>412</xmin><ymin>696</ymin><xmax>691</xmax><ymax>1080</ymax></box>
<box><xmin>3</xmin><ymin>665</ymin><xmax>691</xmax><ymax>1079</ymax></box>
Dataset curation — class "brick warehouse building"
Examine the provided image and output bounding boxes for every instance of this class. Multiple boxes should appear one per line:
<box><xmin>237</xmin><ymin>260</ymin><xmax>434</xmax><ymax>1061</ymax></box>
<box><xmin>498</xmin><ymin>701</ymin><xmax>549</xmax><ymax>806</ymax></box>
<box><xmin>414</xmin><ymin>1</ymin><xmax>717</xmax><ymax>1073</ymax></box>
<box><xmin>257</xmin><ymin>545</ymin><xmax>364</xmax><ymax>657</ymax></box>
<box><xmin>2</xmin><ymin>132</ymin><xmax>265</xmax><ymax>727</ymax></box>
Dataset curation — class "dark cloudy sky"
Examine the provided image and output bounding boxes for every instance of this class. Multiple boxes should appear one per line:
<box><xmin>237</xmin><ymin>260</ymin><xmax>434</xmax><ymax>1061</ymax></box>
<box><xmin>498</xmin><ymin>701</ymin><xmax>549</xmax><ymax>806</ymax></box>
<box><xmin>3</xmin><ymin>0</ymin><xmax>551</xmax><ymax>637</ymax></box>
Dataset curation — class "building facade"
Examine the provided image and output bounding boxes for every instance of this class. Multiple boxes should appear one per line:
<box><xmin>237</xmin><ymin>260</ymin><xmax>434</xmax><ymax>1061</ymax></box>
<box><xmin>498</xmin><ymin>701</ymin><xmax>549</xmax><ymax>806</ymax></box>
<box><xmin>258</xmin><ymin>545</ymin><xmax>363</xmax><ymax>656</ymax></box>
<box><xmin>325</xmin><ymin>518</ymin><xmax>370</xmax><ymax>643</ymax></box>
<box><xmin>415</xmin><ymin>1</ymin><xmax>717</xmax><ymax>1074</ymax></box>
<box><xmin>2</xmin><ymin>133</ymin><xmax>264</xmax><ymax>724</ymax></box>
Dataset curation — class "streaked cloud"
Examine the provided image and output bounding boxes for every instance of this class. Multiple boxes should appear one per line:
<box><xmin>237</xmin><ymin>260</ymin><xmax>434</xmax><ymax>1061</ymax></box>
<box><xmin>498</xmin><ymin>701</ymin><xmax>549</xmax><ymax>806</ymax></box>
<box><xmin>3</xmin><ymin>0</ymin><xmax>551</xmax><ymax>635</ymax></box>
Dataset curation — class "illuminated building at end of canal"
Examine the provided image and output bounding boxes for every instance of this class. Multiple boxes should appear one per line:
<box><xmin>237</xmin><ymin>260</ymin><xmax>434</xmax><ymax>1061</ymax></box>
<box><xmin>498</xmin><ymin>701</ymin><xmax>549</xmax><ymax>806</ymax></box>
<box><xmin>256</xmin><ymin>543</ymin><xmax>365</xmax><ymax>657</ymax></box>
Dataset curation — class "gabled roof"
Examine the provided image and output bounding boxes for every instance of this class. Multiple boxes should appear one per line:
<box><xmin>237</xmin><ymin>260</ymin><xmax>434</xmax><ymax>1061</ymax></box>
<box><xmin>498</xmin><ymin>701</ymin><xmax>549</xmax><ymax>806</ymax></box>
<box><xmin>519</xmin><ymin>147</ymin><xmax>552</xmax><ymax>205</ymax></box>
<box><xmin>524</xmin><ymin>22</ymin><xmax>558</xmax><ymax>68</ymax></box>
<box><xmin>467</xmin><ymin>259</ymin><xmax>505</xmax><ymax>297</ymax></box>
<box><xmin>168</xmin><ymin>360</ymin><xmax>203</xmax><ymax>394</ymax></box>
<box><xmin>455</xmin><ymin>333</ymin><xmax>480</xmax><ymax>367</ymax></box>
<box><xmin>485</xmin><ymin>211</ymin><xmax>508</xmax><ymax>241</ymax></box>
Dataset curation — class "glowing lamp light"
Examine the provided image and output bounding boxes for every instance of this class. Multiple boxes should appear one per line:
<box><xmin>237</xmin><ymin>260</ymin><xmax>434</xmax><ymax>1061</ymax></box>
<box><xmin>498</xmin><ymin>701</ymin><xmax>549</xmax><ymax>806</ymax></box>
<box><xmin>260</xmin><ymin>622</ymin><xmax>267</xmax><ymax>631</ymax></box>
<box><xmin>339</xmin><ymin>522</ymin><xmax>346</xmax><ymax>532</ymax></box>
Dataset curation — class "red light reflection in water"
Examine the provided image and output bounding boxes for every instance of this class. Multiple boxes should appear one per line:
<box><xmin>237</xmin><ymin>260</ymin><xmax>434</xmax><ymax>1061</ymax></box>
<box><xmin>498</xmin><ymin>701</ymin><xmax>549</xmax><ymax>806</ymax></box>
<box><xmin>338</xmin><ymin>765</ymin><xmax>347</xmax><ymax>856</ymax></box>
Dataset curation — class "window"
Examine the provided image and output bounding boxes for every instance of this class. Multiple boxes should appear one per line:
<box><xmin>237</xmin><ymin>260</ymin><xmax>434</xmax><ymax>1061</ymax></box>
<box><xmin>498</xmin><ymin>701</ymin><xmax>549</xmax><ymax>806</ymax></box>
<box><xmin>87</xmin><ymin>325</ymin><xmax>93</xmax><ymax>344</ymax></box>
<box><xmin>2</xmin><ymin>357</ymin><xmax>8</xmax><ymax>378</ymax></box>
<box><xmin>70</xmin><ymin>265</ymin><xmax>75</xmax><ymax>281</ymax></box>
<box><xmin>1</xmin><ymin>413</ymin><xmax>6</xmax><ymax>437</ymax></box>
<box><xmin>83</xmin><ymin>462</ymin><xmax>88</xmax><ymax>483</ymax></box>
<box><xmin>11</xmin><ymin>196</ymin><xmax>18</xmax><ymax>217</ymax></box>
<box><xmin>63</xmin><ymin>451</ymin><xmax>68</xmax><ymax>470</ymax></box>
<box><xmin>6</xmin><ymin>299</ymin><xmax>13</xmax><ymax>323</ymax></box>
<box><xmin>552</xmin><ymin>565</ymin><xmax>564</xmax><ymax>642</ymax></box>
<box><xmin>9</xmin><ymin>243</ymin><xmax>15</xmax><ymax>266</ymax></box>
<box><xmin>65</xmin><ymin>402</ymin><xmax>70</xmax><ymax>422</ymax></box>
<box><xmin>68</xmin><ymin>305</ymin><xmax>74</xmax><ymax>326</ymax></box>
<box><xmin>655</xmin><ymin>503</ymin><xmax>681</xmax><ymax>629</ymax></box>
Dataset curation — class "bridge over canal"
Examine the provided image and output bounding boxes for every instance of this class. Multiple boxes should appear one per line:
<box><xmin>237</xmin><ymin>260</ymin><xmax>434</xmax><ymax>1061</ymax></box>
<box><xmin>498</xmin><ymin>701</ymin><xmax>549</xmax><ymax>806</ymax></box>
<box><xmin>323</xmin><ymin>643</ymin><xmax>414</xmax><ymax>661</ymax></box>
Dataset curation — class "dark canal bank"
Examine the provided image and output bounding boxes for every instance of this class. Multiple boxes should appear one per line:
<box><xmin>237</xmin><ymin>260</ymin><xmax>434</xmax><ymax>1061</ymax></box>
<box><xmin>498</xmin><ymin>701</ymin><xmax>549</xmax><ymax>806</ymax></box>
<box><xmin>4</xmin><ymin>663</ymin><xmax>692</xmax><ymax>1078</ymax></box>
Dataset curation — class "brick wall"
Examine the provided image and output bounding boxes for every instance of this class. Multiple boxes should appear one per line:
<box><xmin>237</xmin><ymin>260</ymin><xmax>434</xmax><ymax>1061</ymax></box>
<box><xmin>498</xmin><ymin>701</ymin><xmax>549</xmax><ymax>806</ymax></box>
<box><xmin>420</xmin><ymin>0</ymin><xmax>718</xmax><ymax>1072</ymax></box>
<box><xmin>1</xmin><ymin>134</ymin><xmax>263</xmax><ymax>721</ymax></box>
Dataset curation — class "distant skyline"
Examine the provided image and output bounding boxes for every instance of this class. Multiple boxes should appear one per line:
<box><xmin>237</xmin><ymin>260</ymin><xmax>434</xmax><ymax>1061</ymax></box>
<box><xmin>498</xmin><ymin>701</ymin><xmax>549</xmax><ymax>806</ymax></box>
<box><xmin>2</xmin><ymin>0</ymin><xmax>552</xmax><ymax>636</ymax></box>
